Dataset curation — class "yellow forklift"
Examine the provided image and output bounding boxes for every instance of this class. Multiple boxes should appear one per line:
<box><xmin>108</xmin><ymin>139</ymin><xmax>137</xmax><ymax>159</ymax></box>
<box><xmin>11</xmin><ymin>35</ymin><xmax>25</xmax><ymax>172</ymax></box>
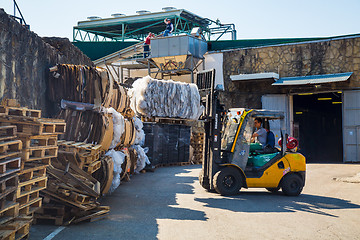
<box><xmin>199</xmin><ymin>88</ymin><xmax>306</xmax><ymax>196</ymax></box>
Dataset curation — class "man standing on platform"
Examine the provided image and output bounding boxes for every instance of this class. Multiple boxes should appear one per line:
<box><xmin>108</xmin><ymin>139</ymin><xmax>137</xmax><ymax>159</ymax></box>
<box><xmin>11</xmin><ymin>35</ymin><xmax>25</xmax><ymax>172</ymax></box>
<box><xmin>163</xmin><ymin>18</ymin><xmax>173</xmax><ymax>37</ymax></box>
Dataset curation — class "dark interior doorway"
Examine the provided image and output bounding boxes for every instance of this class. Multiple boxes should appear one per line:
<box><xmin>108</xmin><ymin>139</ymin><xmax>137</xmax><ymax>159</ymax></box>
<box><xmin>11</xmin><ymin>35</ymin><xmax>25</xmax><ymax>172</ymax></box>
<box><xmin>293</xmin><ymin>92</ymin><xmax>343</xmax><ymax>163</ymax></box>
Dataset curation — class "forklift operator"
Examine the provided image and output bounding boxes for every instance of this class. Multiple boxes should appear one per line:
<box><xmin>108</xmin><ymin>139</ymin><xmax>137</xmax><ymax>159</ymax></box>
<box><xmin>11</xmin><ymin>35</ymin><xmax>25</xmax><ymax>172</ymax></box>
<box><xmin>251</xmin><ymin>118</ymin><xmax>267</xmax><ymax>146</ymax></box>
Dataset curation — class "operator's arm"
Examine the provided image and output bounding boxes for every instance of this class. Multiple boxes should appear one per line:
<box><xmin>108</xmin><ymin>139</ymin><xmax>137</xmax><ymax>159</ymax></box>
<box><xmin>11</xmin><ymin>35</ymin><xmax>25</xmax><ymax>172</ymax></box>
<box><xmin>251</xmin><ymin>132</ymin><xmax>258</xmax><ymax>143</ymax></box>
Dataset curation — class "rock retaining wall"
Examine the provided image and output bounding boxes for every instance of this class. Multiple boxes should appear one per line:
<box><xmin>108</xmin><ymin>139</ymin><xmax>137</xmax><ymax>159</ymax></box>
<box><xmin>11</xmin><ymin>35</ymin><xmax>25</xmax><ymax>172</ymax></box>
<box><xmin>221</xmin><ymin>37</ymin><xmax>360</xmax><ymax>108</ymax></box>
<box><xmin>0</xmin><ymin>9</ymin><xmax>93</xmax><ymax>116</ymax></box>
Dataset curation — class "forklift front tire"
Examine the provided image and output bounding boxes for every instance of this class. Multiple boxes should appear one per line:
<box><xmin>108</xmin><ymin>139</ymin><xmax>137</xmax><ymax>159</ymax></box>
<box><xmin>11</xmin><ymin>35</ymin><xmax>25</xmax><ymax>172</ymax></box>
<box><xmin>199</xmin><ymin>170</ymin><xmax>211</xmax><ymax>191</ymax></box>
<box><xmin>213</xmin><ymin>167</ymin><xmax>242</xmax><ymax>196</ymax></box>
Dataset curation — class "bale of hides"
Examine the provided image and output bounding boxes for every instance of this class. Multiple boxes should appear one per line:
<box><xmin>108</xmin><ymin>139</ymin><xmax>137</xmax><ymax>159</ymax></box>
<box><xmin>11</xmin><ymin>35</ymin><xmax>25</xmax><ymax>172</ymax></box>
<box><xmin>130</xmin><ymin>76</ymin><xmax>204</xmax><ymax>120</ymax></box>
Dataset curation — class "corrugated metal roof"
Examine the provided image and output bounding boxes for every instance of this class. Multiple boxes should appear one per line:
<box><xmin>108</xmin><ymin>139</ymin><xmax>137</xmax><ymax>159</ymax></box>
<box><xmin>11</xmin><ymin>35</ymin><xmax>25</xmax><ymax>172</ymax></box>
<box><xmin>272</xmin><ymin>72</ymin><xmax>353</xmax><ymax>86</ymax></box>
<box><xmin>230</xmin><ymin>72</ymin><xmax>279</xmax><ymax>81</ymax></box>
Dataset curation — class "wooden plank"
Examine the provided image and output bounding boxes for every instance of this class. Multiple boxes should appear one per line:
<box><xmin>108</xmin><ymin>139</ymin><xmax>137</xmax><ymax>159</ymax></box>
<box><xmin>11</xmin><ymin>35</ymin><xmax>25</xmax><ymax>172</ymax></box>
<box><xmin>73</xmin><ymin>208</ymin><xmax>109</xmax><ymax>224</ymax></box>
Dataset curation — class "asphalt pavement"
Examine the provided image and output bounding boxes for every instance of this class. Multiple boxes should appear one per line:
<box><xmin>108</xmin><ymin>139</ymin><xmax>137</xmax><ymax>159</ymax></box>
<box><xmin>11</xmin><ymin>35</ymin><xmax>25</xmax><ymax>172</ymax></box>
<box><xmin>30</xmin><ymin>163</ymin><xmax>360</xmax><ymax>240</ymax></box>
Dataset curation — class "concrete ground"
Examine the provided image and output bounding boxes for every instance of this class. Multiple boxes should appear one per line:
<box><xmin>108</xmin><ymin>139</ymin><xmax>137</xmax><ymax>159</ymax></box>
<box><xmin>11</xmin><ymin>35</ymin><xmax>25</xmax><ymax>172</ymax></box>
<box><xmin>30</xmin><ymin>163</ymin><xmax>360</xmax><ymax>240</ymax></box>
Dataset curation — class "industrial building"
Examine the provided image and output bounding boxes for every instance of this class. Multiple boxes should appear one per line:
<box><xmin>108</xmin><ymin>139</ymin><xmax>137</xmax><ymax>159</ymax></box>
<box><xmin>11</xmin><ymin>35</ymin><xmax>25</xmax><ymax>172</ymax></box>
<box><xmin>73</xmin><ymin>8</ymin><xmax>360</xmax><ymax>164</ymax></box>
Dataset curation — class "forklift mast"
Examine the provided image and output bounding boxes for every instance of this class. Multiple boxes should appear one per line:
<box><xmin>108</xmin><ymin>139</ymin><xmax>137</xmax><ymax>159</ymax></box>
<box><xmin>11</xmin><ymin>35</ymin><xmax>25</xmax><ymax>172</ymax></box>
<box><xmin>197</xmin><ymin>69</ymin><xmax>225</xmax><ymax>190</ymax></box>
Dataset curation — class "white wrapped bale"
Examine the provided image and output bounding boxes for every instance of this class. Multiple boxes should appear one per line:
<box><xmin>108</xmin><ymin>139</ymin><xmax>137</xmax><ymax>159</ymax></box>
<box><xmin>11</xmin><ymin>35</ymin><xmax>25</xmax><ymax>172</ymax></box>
<box><xmin>133</xmin><ymin>117</ymin><xmax>145</xmax><ymax>146</ymax></box>
<box><xmin>105</xmin><ymin>149</ymin><xmax>126</xmax><ymax>193</ymax></box>
<box><xmin>130</xmin><ymin>76</ymin><xmax>204</xmax><ymax>120</ymax></box>
<box><xmin>133</xmin><ymin>145</ymin><xmax>150</xmax><ymax>173</ymax></box>
<box><xmin>102</xmin><ymin>107</ymin><xmax>125</xmax><ymax>149</ymax></box>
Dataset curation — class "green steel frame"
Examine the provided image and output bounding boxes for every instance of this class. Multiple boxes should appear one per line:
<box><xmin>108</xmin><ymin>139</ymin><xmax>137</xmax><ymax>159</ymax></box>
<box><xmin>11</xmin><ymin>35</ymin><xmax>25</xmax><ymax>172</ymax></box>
<box><xmin>73</xmin><ymin>10</ymin><xmax>236</xmax><ymax>42</ymax></box>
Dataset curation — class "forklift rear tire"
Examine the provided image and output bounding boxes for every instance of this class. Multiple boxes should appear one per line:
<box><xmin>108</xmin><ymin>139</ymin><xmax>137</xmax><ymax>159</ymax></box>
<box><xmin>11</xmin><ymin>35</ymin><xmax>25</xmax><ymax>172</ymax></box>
<box><xmin>213</xmin><ymin>167</ymin><xmax>242</xmax><ymax>196</ymax></box>
<box><xmin>281</xmin><ymin>174</ymin><xmax>303</xmax><ymax>196</ymax></box>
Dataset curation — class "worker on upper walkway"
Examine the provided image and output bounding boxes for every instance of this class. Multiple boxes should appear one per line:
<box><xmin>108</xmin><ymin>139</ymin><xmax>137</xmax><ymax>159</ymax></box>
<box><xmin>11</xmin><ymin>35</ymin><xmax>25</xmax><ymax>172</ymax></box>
<box><xmin>143</xmin><ymin>32</ymin><xmax>154</xmax><ymax>58</ymax></box>
<box><xmin>163</xmin><ymin>18</ymin><xmax>173</xmax><ymax>37</ymax></box>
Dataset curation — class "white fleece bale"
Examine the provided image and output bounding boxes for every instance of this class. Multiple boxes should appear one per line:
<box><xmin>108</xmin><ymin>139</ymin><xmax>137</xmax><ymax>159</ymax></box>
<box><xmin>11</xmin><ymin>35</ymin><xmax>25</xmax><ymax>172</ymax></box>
<box><xmin>102</xmin><ymin>107</ymin><xmax>125</xmax><ymax>149</ymax></box>
<box><xmin>133</xmin><ymin>117</ymin><xmax>145</xmax><ymax>146</ymax></box>
<box><xmin>133</xmin><ymin>145</ymin><xmax>150</xmax><ymax>173</ymax></box>
<box><xmin>105</xmin><ymin>149</ymin><xmax>126</xmax><ymax>193</ymax></box>
<box><xmin>130</xmin><ymin>76</ymin><xmax>204</xmax><ymax>120</ymax></box>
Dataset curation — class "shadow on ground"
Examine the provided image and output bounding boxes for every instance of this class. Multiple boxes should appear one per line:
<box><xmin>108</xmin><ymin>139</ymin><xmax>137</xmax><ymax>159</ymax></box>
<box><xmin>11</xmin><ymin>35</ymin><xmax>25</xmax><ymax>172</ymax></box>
<box><xmin>46</xmin><ymin>165</ymin><xmax>206</xmax><ymax>240</ymax></box>
<box><xmin>195</xmin><ymin>191</ymin><xmax>360</xmax><ymax>217</ymax></box>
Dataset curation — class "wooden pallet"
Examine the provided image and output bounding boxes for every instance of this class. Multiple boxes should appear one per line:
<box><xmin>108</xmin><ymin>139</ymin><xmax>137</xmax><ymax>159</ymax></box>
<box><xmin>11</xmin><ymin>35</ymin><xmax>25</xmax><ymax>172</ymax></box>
<box><xmin>16</xmin><ymin>176</ymin><xmax>47</xmax><ymax>199</ymax></box>
<box><xmin>33</xmin><ymin>213</ymin><xmax>64</xmax><ymax>226</ymax></box>
<box><xmin>16</xmin><ymin>191</ymin><xmax>40</xmax><ymax>209</ymax></box>
<box><xmin>83</xmin><ymin>160</ymin><xmax>101</xmax><ymax>174</ymax></box>
<box><xmin>41</xmin><ymin>190</ymin><xmax>98</xmax><ymax>212</ymax></box>
<box><xmin>0</xmin><ymin>217</ymin><xmax>32</xmax><ymax>240</ymax></box>
<box><xmin>19</xmin><ymin>135</ymin><xmax>57</xmax><ymax>149</ymax></box>
<box><xmin>20</xmin><ymin>158</ymin><xmax>51</xmax><ymax>170</ymax></box>
<box><xmin>0</xmin><ymin>140</ymin><xmax>22</xmax><ymax>155</ymax></box>
<box><xmin>0</xmin><ymin>174</ymin><xmax>18</xmax><ymax>210</ymax></box>
<box><xmin>155</xmin><ymin>162</ymin><xmax>191</xmax><ymax>168</ymax></box>
<box><xmin>79</xmin><ymin>152</ymin><xmax>101</xmax><ymax>165</ymax></box>
<box><xmin>142</xmin><ymin>116</ymin><xmax>194</xmax><ymax>125</ymax></box>
<box><xmin>0</xmin><ymin>115</ymin><xmax>66</xmax><ymax>136</ymax></box>
<box><xmin>0</xmin><ymin>158</ymin><xmax>21</xmax><ymax>178</ymax></box>
<box><xmin>0</xmin><ymin>126</ymin><xmax>17</xmax><ymax>142</ymax></box>
<box><xmin>0</xmin><ymin>202</ymin><xmax>19</xmax><ymax>225</ymax></box>
<box><xmin>17</xmin><ymin>164</ymin><xmax>47</xmax><ymax>184</ymax></box>
<box><xmin>35</xmin><ymin>203</ymin><xmax>65</xmax><ymax>216</ymax></box>
<box><xmin>20</xmin><ymin>147</ymin><xmax>58</xmax><ymax>162</ymax></box>
<box><xmin>58</xmin><ymin>141</ymin><xmax>102</xmax><ymax>155</ymax></box>
<box><xmin>0</xmin><ymin>105</ymin><xmax>41</xmax><ymax>118</ymax></box>
<box><xmin>18</xmin><ymin>197</ymin><xmax>42</xmax><ymax>216</ymax></box>
<box><xmin>69</xmin><ymin>192</ymin><xmax>90</xmax><ymax>204</ymax></box>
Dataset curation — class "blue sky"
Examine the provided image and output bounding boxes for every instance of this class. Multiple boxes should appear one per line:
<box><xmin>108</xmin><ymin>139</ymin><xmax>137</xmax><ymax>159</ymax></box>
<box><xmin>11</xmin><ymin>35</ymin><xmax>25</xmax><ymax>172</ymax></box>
<box><xmin>2</xmin><ymin>0</ymin><xmax>359</xmax><ymax>40</ymax></box>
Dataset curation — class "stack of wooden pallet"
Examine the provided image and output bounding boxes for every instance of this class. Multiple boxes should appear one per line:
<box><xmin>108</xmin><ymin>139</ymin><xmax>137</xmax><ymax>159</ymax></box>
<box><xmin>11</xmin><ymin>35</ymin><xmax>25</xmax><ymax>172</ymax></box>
<box><xmin>0</xmin><ymin>124</ymin><xmax>31</xmax><ymax>240</ymax></box>
<box><xmin>57</xmin><ymin>141</ymin><xmax>103</xmax><ymax>174</ymax></box>
<box><xmin>190</xmin><ymin>132</ymin><xmax>205</xmax><ymax>164</ymax></box>
<box><xmin>0</xmin><ymin>101</ymin><xmax>66</xmax><ymax>238</ymax></box>
<box><xmin>35</xmin><ymin>154</ymin><xmax>109</xmax><ymax>225</ymax></box>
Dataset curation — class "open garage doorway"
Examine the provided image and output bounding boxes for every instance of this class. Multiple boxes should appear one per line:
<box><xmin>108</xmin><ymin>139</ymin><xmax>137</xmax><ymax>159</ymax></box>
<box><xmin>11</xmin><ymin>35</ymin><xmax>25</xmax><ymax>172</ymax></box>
<box><xmin>293</xmin><ymin>92</ymin><xmax>343</xmax><ymax>163</ymax></box>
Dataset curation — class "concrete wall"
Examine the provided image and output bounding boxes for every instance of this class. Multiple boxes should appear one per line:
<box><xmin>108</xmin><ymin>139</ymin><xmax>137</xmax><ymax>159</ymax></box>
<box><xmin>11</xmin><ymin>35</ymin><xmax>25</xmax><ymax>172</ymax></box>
<box><xmin>202</xmin><ymin>52</ymin><xmax>224</xmax><ymax>88</ymax></box>
<box><xmin>0</xmin><ymin>9</ymin><xmax>93</xmax><ymax>116</ymax></box>
<box><xmin>221</xmin><ymin>37</ymin><xmax>360</xmax><ymax>109</ymax></box>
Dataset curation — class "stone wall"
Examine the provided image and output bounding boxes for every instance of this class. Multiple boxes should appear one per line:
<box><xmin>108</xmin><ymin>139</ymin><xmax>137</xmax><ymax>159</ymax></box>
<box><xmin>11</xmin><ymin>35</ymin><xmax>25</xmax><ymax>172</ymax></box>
<box><xmin>221</xmin><ymin>37</ymin><xmax>360</xmax><ymax>109</ymax></box>
<box><xmin>0</xmin><ymin>9</ymin><xmax>93</xmax><ymax>116</ymax></box>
